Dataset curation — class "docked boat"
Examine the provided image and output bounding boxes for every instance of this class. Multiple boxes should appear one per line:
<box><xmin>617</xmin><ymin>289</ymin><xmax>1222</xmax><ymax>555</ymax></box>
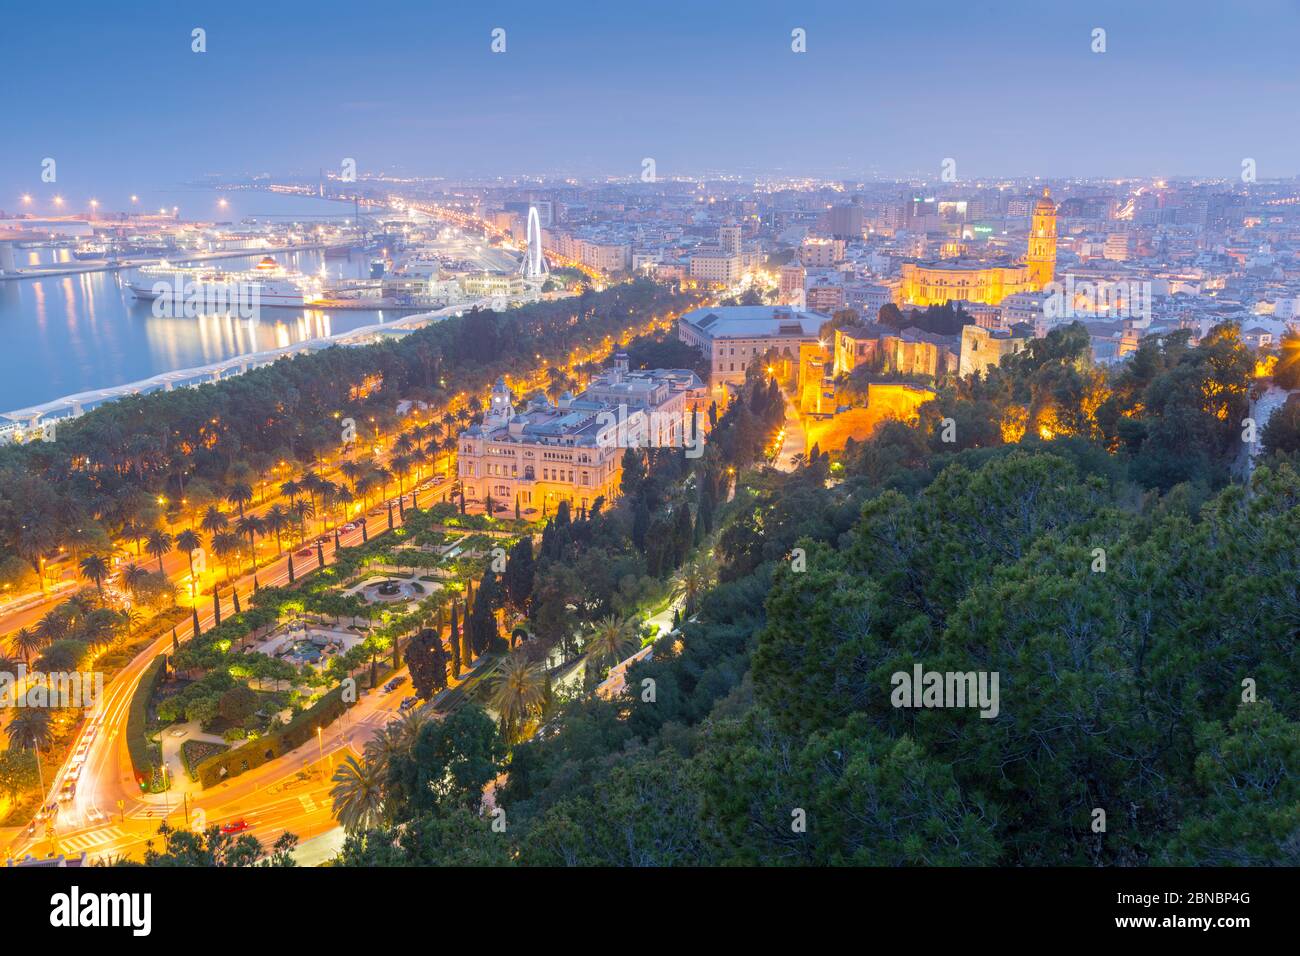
<box><xmin>125</xmin><ymin>255</ymin><xmax>324</xmax><ymax>310</ymax></box>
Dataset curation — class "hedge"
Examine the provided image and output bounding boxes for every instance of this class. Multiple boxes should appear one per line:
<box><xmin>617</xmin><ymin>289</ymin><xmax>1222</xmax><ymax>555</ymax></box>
<box><xmin>127</xmin><ymin>654</ymin><xmax>167</xmax><ymax>785</ymax></box>
<box><xmin>195</xmin><ymin>684</ymin><xmax>352</xmax><ymax>789</ymax></box>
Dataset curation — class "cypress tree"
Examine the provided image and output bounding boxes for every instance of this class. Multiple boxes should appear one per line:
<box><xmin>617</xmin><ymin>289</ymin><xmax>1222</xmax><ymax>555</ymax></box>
<box><xmin>449</xmin><ymin>603</ymin><xmax>462</xmax><ymax>677</ymax></box>
<box><xmin>212</xmin><ymin>589</ymin><xmax>221</xmax><ymax>627</ymax></box>
<box><xmin>632</xmin><ymin>496</ymin><xmax>650</xmax><ymax>551</ymax></box>
<box><xmin>673</xmin><ymin>505</ymin><xmax>694</xmax><ymax>568</ymax></box>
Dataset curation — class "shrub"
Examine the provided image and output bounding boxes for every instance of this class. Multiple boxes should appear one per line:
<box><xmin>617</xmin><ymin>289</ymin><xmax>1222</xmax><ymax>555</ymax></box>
<box><xmin>127</xmin><ymin>655</ymin><xmax>167</xmax><ymax>786</ymax></box>
<box><xmin>195</xmin><ymin>684</ymin><xmax>351</xmax><ymax>788</ymax></box>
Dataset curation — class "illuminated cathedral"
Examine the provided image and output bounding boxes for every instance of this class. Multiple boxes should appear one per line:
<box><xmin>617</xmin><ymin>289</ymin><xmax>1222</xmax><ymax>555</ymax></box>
<box><xmin>900</xmin><ymin>188</ymin><xmax>1057</xmax><ymax>307</ymax></box>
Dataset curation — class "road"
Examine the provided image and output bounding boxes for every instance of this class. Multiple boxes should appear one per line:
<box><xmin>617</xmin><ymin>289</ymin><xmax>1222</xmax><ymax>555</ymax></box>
<box><xmin>773</xmin><ymin>387</ymin><xmax>808</xmax><ymax>472</ymax></box>
<box><xmin>3</xmin><ymin>475</ymin><xmax>455</xmax><ymax>865</ymax></box>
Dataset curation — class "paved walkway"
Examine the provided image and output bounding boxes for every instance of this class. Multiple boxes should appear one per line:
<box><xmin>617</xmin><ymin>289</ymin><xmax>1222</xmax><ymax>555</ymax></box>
<box><xmin>158</xmin><ymin>721</ymin><xmax>227</xmax><ymax>799</ymax></box>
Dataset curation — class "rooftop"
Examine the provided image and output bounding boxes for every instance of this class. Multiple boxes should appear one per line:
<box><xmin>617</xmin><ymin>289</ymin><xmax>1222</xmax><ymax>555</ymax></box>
<box><xmin>679</xmin><ymin>305</ymin><xmax>827</xmax><ymax>339</ymax></box>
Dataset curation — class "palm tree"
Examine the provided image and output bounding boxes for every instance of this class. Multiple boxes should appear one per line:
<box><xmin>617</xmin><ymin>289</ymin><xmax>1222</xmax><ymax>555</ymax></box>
<box><xmin>121</xmin><ymin>519</ymin><xmax>146</xmax><ymax>557</ymax></box>
<box><xmin>340</xmin><ymin>460</ymin><xmax>363</xmax><ymax>493</ymax></box>
<box><xmin>14</xmin><ymin>515</ymin><xmax>57</xmax><ymax>592</ymax></box>
<box><xmin>176</xmin><ymin>529</ymin><xmax>203</xmax><ymax>595</ymax></box>
<box><xmin>394</xmin><ymin>706</ymin><xmax>431</xmax><ymax>748</ymax></box>
<box><xmin>226</xmin><ymin>482</ymin><xmax>254</xmax><ymax>521</ymax></box>
<box><xmin>78</xmin><ymin>553</ymin><xmax>111</xmax><ymax>596</ymax></box>
<box><xmin>6</xmin><ymin>706</ymin><xmax>52</xmax><ymax>751</ymax></box>
<box><xmin>279</xmin><ymin>478</ymin><xmax>302</xmax><ymax>506</ymax></box>
<box><xmin>301</xmin><ymin>471</ymin><xmax>324</xmax><ymax>513</ymax></box>
<box><xmin>336</xmin><ymin>487</ymin><xmax>355</xmax><ymax>525</ymax></box>
<box><xmin>33</xmin><ymin>611</ymin><xmax>68</xmax><ymax>647</ymax></box>
<box><xmin>263</xmin><ymin>505</ymin><xmax>290</xmax><ymax>554</ymax></box>
<box><xmin>11</xmin><ymin>628</ymin><xmax>42</xmax><ymax>667</ymax></box>
<box><xmin>121</xmin><ymin>563</ymin><xmax>150</xmax><ymax>601</ymax></box>
<box><xmin>234</xmin><ymin>514</ymin><xmax>262</xmax><ymax>573</ymax></box>
<box><xmin>329</xmin><ymin>755</ymin><xmax>386</xmax><ymax>833</ymax></box>
<box><xmin>373</xmin><ymin>466</ymin><xmax>392</xmax><ymax>501</ymax></box>
<box><xmin>489</xmin><ymin>651</ymin><xmax>547</xmax><ymax>742</ymax></box>
<box><xmin>211</xmin><ymin>531</ymin><xmax>241</xmax><ymax>584</ymax></box>
<box><xmin>145</xmin><ymin>529</ymin><xmax>173</xmax><ymax>573</ymax></box>
<box><xmin>199</xmin><ymin>505</ymin><xmax>229</xmax><ymax>537</ymax></box>
<box><xmin>391</xmin><ymin>455</ymin><xmax>411</xmax><ymax>496</ymax></box>
<box><xmin>292</xmin><ymin>498</ymin><xmax>315</xmax><ymax>536</ymax></box>
<box><xmin>362</xmin><ymin>724</ymin><xmax>406</xmax><ymax>779</ymax></box>
<box><xmin>585</xmin><ymin>614</ymin><xmax>635</xmax><ymax>666</ymax></box>
<box><xmin>355</xmin><ymin>475</ymin><xmax>374</xmax><ymax>510</ymax></box>
<box><xmin>6</xmin><ymin>706</ymin><xmax>52</xmax><ymax>796</ymax></box>
<box><xmin>678</xmin><ymin>555</ymin><xmax>717</xmax><ymax>616</ymax></box>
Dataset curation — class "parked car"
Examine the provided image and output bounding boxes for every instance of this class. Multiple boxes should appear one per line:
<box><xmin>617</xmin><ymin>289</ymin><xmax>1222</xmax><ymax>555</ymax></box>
<box><xmin>383</xmin><ymin>676</ymin><xmax>406</xmax><ymax>693</ymax></box>
<box><xmin>220</xmin><ymin>819</ymin><xmax>250</xmax><ymax>835</ymax></box>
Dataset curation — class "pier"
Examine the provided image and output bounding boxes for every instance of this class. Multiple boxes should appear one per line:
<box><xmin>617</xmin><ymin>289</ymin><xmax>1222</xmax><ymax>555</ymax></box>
<box><xmin>0</xmin><ymin>242</ymin><xmax>331</xmax><ymax>281</ymax></box>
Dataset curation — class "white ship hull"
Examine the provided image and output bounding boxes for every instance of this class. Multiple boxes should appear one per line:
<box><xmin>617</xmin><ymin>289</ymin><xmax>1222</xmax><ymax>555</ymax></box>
<box><xmin>125</xmin><ymin>258</ymin><xmax>324</xmax><ymax>311</ymax></box>
<box><xmin>125</xmin><ymin>277</ymin><xmax>317</xmax><ymax>308</ymax></box>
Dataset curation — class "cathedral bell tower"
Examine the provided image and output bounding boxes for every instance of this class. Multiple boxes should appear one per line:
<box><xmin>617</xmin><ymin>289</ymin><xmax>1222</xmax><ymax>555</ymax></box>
<box><xmin>1026</xmin><ymin>187</ymin><xmax>1057</xmax><ymax>289</ymax></box>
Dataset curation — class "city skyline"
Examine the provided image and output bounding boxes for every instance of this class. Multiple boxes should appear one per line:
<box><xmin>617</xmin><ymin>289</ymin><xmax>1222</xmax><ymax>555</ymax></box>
<box><xmin>1</xmin><ymin>0</ymin><xmax>1295</xmax><ymax>924</ymax></box>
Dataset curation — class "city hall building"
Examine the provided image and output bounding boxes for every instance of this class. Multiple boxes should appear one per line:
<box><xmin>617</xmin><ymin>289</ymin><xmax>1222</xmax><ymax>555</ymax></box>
<box><xmin>457</xmin><ymin>358</ymin><xmax>704</xmax><ymax>514</ymax></box>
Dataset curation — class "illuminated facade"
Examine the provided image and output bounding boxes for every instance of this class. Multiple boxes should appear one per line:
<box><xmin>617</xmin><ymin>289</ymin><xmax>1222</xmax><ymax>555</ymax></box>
<box><xmin>457</xmin><ymin>360</ymin><xmax>703</xmax><ymax>513</ymax></box>
<box><xmin>900</xmin><ymin>188</ymin><xmax>1057</xmax><ymax>307</ymax></box>
<box><xmin>900</xmin><ymin>259</ymin><xmax>1035</xmax><ymax>307</ymax></box>
<box><xmin>1026</xmin><ymin>187</ymin><xmax>1058</xmax><ymax>287</ymax></box>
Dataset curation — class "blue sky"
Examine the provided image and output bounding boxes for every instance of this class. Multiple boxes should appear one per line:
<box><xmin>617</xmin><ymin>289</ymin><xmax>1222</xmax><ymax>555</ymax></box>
<box><xmin>5</xmin><ymin>0</ymin><xmax>1300</xmax><ymax>207</ymax></box>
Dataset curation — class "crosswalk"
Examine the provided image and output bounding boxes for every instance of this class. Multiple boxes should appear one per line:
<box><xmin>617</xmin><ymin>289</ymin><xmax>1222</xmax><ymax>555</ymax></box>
<box><xmin>58</xmin><ymin>826</ymin><xmax>126</xmax><ymax>853</ymax></box>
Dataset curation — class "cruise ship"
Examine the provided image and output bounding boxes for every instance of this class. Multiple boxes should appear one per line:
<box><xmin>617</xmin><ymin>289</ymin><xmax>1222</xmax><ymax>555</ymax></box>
<box><xmin>125</xmin><ymin>256</ymin><xmax>325</xmax><ymax>310</ymax></box>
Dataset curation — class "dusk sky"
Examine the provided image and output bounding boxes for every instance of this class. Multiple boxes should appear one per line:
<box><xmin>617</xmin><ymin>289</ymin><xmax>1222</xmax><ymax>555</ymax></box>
<box><xmin>6</xmin><ymin>0</ymin><xmax>1300</xmax><ymax>206</ymax></box>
